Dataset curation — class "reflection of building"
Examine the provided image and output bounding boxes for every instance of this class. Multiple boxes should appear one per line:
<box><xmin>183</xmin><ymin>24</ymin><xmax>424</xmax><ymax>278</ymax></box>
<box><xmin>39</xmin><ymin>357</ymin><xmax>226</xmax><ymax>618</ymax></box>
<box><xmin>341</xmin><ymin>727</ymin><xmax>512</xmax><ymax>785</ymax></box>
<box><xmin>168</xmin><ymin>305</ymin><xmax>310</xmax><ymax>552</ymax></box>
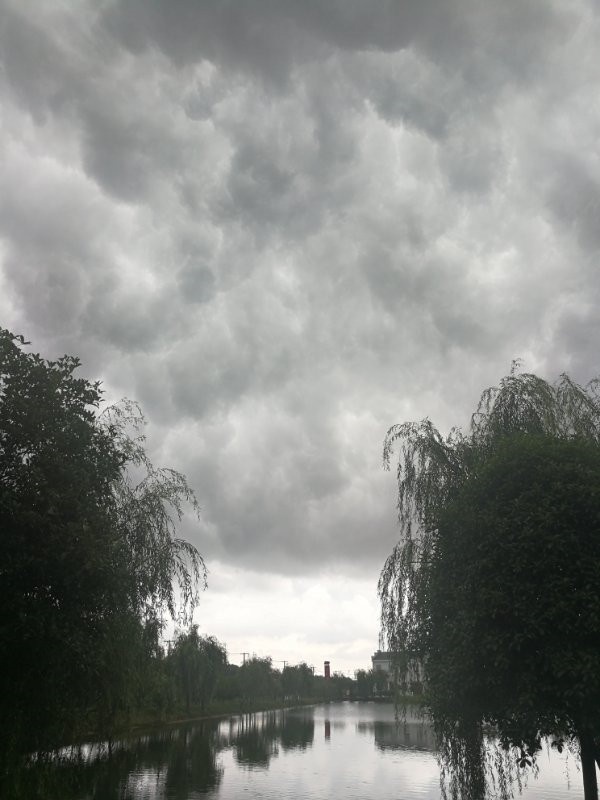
<box><xmin>371</xmin><ymin>651</ymin><xmax>423</xmax><ymax>695</ymax></box>
<box><xmin>356</xmin><ymin>718</ymin><xmax>436</xmax><ymax>751</ymax></box>
<box><xmin>374</xmin><ymin>720</ymin><xmax>436</xmax><ymax>752</ymax></box>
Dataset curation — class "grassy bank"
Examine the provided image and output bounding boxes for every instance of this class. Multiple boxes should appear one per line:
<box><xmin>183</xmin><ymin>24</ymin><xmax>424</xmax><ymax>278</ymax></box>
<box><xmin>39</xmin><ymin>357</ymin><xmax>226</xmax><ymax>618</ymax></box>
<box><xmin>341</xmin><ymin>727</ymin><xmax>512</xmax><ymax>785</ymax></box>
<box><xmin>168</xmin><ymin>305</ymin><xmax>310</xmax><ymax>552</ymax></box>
<box><xmin>97</xmin><ymin>696</ymin><xmax>320</xmax><ymax>740</ymax></box>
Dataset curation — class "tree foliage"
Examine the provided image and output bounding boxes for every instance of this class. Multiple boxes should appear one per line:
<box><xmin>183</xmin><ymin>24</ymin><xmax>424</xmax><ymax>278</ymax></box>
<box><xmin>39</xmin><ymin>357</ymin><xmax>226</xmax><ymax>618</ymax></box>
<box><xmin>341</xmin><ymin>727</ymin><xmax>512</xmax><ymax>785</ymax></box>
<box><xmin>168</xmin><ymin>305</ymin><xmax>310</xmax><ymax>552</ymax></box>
<box><xmin>239</xmin><ymin>657</ymin><xmax>280</xmax><ymax>703</ymax></box>
<box><xmin>101</xmin><ymin>400</ymin><xmax>206</xmax><ymax>626</ymax></box>
<box><xmin>282</xmin><ymin>663</ymin><xmax>314</xmax><ymax>700</ymax></box>
<box><xmin>379</xmin><ymin>366</ymin><xmax>600</xmax><ymax>799</ymax></box>
<box><xmin>0</xmin><ymin>328</ymin><xmax>206</xmax><ymax>754</ymax></box>
<box><xmin>169</xmin><ymin>628</ymin><xmax>227</xmax><ymax>712</ymax></box>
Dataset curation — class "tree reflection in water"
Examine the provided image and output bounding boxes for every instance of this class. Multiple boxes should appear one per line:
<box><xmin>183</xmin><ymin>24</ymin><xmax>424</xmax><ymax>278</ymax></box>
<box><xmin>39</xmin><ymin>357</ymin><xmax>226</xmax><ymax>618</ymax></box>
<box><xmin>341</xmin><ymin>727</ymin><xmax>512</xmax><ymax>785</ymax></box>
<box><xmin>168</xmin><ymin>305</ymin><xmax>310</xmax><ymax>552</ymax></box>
<box><xmin>230</xmin><ymin>712</ymin><xmax>280</xmax><ymax>768</ymax></box>
<box><xmin>227</xmin><ymin>707</ymin><xmax>315</xmax><ymax>768</ymax></box>
<box><xmin>9</xmin><ymin>725</ymin><xmax>223</xmax><ymax>800</ymax></box>
<box><xmin>14</xmin><ymin>707</ymin><xmax>316</xmax><ymax>798</ymax></box>
<box><xmin>280</xmin><ymin>709</ymin><xmax>315</xmax><ymax>752</ymax></box>
<box><xmin>164</xmin><ymin>725</ymin><xmax>224</xmax><ymax>799</ymax></box>
<box><xmin>356</xmin><ymin>719</ymin><xmax>437</xmax><ymax>752</ymax></box>
<box><xmin>354</xmin><ymin>710</ymin><xmax>551</xmax><ymax>799</ymax></box>
<box><xmin>434</xmin><ymin>721</ymin><xmax>566</xmax><ymax>800</ymax></box>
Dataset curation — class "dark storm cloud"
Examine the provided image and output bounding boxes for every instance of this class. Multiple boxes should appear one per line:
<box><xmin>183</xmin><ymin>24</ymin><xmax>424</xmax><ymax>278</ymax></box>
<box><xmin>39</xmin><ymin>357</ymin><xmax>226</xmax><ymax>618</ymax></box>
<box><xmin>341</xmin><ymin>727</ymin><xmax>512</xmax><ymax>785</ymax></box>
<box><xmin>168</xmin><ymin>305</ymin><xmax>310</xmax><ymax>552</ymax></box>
<box><xmin>103</xmin><ymin>0</ymin><xmax>574</xmax><ymax>99</ymax></box>
<box><xmin>103</xmin><ymin>0</ymin><xmax>454</xmax><ymax>78</ymax></box>
<box><xmin>1</xmin><ymin>0</ymin><xmax>600</xmax><ymax>581</ymax></box>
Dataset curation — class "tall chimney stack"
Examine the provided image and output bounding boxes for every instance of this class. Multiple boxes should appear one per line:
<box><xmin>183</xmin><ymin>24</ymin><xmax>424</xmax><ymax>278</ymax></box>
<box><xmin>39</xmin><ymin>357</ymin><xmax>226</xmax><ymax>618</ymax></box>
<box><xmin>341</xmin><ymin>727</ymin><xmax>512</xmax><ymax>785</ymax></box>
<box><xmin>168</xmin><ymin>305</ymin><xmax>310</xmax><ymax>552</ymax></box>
<box><xmin>324</xmin><ymin>660</ymin><xmax>331</xmax><ymax>679</ymax></box>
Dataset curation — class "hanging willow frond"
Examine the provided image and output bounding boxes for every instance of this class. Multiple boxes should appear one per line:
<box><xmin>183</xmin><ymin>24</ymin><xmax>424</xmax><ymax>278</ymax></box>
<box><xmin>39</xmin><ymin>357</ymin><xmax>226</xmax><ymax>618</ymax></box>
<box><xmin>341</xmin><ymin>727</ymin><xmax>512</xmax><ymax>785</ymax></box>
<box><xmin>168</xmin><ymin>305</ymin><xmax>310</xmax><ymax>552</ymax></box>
<box><xmin>100</xmin><ymin>401</ymin><xmax>207</xmax><ymax>625</ymax></box>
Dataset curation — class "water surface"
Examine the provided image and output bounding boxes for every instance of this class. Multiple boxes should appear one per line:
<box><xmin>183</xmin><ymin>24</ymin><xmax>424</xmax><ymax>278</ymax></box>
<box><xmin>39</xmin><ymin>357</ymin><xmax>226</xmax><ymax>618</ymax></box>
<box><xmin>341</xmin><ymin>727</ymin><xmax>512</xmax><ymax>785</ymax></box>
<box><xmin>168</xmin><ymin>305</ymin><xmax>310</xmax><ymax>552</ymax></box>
<box><xmin>39</xmin><ymin>702</ymin><xmax>585</xmax><ymax>799</ymax></box>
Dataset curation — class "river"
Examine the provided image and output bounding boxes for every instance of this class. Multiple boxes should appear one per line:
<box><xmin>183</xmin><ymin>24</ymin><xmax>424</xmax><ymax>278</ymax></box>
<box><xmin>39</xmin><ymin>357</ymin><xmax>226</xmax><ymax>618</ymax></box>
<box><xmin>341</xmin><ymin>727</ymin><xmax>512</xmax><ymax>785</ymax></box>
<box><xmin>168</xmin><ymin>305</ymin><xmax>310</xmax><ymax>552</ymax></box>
<box><xmin>29</xmin><ymin>702</ymin><xmax>586</xmax><ymax>799</ymax></box>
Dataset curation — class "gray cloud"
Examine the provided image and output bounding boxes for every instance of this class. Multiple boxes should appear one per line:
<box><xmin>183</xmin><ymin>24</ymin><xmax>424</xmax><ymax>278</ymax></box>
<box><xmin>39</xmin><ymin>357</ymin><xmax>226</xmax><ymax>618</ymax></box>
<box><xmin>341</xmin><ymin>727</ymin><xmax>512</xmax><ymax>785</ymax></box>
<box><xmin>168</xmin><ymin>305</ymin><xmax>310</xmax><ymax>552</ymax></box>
<box><xmin>102</xmin><ymin>0</ymin><xmax>449</xmax><ymax>77</ymax></box>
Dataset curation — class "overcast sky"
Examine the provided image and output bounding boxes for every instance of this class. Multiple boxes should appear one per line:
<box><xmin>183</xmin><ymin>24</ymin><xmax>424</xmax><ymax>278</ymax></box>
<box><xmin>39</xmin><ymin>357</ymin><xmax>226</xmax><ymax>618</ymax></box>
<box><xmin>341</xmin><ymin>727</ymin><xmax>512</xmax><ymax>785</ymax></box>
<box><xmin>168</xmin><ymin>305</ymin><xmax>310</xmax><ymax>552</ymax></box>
<box><xmin>1</xmin><ymin>0</ymin><xmax>599</xmax><ymax>675</ymax></box>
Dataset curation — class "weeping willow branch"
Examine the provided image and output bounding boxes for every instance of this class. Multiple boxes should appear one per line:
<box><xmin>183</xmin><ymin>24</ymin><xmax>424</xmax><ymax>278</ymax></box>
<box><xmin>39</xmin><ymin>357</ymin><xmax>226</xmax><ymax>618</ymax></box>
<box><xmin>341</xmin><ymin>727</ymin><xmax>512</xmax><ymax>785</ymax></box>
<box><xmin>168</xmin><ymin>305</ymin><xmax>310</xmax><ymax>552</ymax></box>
<box><xmin>100</xmin><ymin>401</ymin><xmax>207</xmax><ymax>625</ymax></box>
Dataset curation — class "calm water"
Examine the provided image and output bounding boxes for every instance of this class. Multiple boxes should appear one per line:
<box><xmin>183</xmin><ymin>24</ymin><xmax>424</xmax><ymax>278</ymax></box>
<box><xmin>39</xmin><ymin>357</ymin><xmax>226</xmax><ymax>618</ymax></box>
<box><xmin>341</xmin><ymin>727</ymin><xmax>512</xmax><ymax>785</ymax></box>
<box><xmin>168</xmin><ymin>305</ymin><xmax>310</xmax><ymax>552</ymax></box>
<box><xmin>40</xmin><ymin>702</ymin><xmax>585</xmax><ymax>799</ymax></box>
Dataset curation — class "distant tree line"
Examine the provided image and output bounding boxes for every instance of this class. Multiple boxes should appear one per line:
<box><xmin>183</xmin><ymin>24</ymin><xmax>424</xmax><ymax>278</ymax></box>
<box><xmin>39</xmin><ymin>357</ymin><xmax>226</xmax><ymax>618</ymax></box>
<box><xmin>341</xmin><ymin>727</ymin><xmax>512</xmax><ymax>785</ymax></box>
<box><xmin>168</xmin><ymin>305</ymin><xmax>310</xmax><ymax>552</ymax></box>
<box><xmin>131</xmin><ymin>629</ymin><xmax>356</xmax><ymax>721</ymax></box>
<box><xmin>355</xmin><ymin>668</ymin><xmax>391</xmax><ymax>698</ymax></box>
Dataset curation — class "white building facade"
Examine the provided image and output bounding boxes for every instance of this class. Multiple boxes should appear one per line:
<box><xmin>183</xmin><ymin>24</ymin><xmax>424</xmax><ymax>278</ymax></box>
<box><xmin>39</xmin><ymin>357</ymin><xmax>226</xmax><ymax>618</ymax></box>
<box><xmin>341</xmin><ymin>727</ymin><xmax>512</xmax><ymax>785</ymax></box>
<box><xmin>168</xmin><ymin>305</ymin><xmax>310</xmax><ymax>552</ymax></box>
<box><xmin>371</xmin><ymin>650</ymin><xmax>424</xmax><ymax>695</ymax></box>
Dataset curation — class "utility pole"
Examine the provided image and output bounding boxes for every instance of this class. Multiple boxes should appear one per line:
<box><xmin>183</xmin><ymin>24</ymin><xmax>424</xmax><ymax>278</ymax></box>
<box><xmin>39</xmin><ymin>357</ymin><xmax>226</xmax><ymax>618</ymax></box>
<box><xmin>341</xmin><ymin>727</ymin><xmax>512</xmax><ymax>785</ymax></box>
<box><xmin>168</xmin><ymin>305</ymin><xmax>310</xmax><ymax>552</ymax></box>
<box><xmin>229</xmin><ymin>652</ymin><xmax>249</xmax><ymax>665</ymax></box>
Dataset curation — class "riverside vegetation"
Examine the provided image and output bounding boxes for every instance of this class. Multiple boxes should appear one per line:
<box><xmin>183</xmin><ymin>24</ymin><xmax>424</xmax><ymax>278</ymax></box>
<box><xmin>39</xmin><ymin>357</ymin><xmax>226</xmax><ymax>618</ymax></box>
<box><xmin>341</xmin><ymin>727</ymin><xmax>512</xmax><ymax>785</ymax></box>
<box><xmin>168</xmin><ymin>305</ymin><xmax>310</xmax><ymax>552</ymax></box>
<box><xmin>380</xmin><ymin>364</ymin><xmax>600</xmax><ymax>799</ymax></box>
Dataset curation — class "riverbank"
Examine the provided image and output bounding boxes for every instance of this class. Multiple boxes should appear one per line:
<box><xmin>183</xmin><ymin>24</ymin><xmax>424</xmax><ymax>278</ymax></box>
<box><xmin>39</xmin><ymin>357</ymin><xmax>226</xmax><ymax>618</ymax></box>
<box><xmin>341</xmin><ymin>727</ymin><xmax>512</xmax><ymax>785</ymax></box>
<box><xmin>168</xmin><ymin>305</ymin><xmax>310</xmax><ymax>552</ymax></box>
<box><xmin>87</xmin><ymin>696</ymin><xmax>320</xmax><ymax>743</ymax></box>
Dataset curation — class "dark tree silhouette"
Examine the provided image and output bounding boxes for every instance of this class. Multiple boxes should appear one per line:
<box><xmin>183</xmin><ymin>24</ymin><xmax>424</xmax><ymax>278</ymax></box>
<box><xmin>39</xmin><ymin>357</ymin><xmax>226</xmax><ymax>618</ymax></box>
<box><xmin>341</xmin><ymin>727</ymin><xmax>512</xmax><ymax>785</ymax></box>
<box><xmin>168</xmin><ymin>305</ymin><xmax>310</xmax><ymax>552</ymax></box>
<box><xmin>0</xmin><ymin>329</ymin><xmax>205</xmax><ymax>760</ymax></box>
<box><xmin>380</xmin><ymin>365</ymin><xmax>600</xmax><ymax>799</ymax></box>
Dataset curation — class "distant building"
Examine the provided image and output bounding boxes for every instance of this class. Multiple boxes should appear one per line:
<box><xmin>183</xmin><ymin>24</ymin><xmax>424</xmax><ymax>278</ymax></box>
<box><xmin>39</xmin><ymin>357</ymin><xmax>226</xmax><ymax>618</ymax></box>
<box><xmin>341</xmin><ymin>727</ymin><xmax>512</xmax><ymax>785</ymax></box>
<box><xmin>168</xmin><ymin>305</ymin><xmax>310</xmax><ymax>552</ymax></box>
<box><xmin>371</xmin><ymin>650</ymin><xmax>423</xmax><ymax>695</ymax></box>
<box><xmin>371</xmin><ymin>650</ymin><xmax>392</xmax><ymax>673</ymax></box>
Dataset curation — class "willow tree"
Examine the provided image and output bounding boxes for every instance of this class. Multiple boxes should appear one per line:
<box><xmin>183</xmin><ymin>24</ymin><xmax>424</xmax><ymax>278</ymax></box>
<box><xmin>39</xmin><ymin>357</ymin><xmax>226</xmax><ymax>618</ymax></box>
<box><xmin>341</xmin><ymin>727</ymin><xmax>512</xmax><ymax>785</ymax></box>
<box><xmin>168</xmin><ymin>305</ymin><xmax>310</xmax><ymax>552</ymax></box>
<box><xmin>379</xmin><ymin>366</ymin><xmax>600</xmax><ymax>800</ymax></box>
<box><xmin>168</xmin><ymin>627</ymin><xmax>227</xmax><ymax>713</ymax></box>
<box><xmin>0</xmin><ymin>329</ymin><xmax>206</xmax><ymax>761</ymax></box>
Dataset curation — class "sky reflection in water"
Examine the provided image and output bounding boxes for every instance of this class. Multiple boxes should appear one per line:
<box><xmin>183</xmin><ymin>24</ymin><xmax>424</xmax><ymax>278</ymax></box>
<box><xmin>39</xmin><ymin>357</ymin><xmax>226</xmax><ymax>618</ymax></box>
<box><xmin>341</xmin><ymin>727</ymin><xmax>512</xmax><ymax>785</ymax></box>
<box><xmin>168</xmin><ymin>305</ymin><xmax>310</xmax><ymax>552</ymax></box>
<box><xmin>41</xmin><ymin>702</ymin><xmax>584</xmax><ymax>800</ymax></box>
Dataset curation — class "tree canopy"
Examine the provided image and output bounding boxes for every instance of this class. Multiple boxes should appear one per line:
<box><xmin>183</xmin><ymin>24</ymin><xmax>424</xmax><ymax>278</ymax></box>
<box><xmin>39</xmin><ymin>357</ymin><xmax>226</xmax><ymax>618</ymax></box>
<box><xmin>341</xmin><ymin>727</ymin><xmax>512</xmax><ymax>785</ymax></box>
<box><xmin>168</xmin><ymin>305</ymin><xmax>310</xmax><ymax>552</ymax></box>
<box><xmin>169</xmin><ymin>627</ymin><xmax>227</xmax><ymax>712</ymax></box>
<box><xmin>0</xmin><ymin>328</ymin><xmax>206</xmax><ymax>755</ymax></box>
<box><xmin>379</xmin><ymin>366</ymin><xmax>600</xmax><ymax>799</ymax></box>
